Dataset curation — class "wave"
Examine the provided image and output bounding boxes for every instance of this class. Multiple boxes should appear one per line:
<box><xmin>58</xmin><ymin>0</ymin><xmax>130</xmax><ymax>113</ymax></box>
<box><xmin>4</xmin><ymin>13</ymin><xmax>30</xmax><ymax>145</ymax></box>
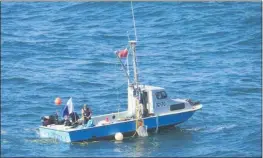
<box><xmin>60</xmin><ymin>2</ymin><xmax>91</xmax><ymax>12</ymax></box>
<box><xmin>182</xmin><ymin>127</ymin><xmax>203</xmax><ymax>132</ymax></box>
<box><xmin>229</xmin><ymin>87</ymin><xmax>261</xmax><ymax>95</ymax></box>
<box><xmin>1</xmin><ymin>139</ymin><xmax>9</xmax><ymax>144</ymax></box>
<box><xmin>2</xmin><ymin>77</ymin><xmax>29</xmax><ymax>84</ymax></box>
<box><xmin>25</xmin><ymin>138</ymin><xmax>60</xmax><ymax>144</ymax></box>
<box><xmin>75</xmin><ymin>81</ymin><xmax>107</xmax><ymax>87</ymax></box>
<box><xmin>1</xmin><ymin>130</ymin><xmax>7</xmax><ymax>135</ymax></box>
<box><xmin>85</xmin><ymin>61</ymin><xmax>116</xmax><ymax>67</ymax></box>
<box><xmin>205</xmin><ymin>124</ymin><xmax>237</xmax><ymax>133</ymax></box>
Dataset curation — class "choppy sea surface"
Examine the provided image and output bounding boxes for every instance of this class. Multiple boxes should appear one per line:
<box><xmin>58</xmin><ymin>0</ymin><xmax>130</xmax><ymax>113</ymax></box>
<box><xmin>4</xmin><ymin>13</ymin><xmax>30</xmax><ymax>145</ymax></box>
<box><xmin>1</xmin><ymin>2</ymin><xmax>262</xmax><ymax>157</ymax></box>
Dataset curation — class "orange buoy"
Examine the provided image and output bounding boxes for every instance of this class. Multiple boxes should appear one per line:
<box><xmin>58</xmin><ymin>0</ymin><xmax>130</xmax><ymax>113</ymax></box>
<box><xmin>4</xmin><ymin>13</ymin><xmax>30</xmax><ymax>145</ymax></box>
<box><xmin>55</xmin><ymin>97</ymin><xmax>62</xmax><ymax>105</ymax></box>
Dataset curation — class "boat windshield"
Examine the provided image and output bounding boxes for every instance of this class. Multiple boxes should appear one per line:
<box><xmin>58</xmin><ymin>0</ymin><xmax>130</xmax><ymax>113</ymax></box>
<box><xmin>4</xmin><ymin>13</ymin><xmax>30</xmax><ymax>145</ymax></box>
<box><xmin>156</xmin><ymin>91</ymin><xmax>167</xmax><ymax>99</ymax></box>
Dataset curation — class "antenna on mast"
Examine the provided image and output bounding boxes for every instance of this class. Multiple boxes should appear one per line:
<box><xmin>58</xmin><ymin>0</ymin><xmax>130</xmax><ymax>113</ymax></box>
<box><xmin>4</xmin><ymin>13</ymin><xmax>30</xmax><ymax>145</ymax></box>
<box><xmin>129</xmin><ymin>1</ymin><xmax>139</xmax><ymax>87</ymax></box>
<box><xmin>131</xmin><ymin>1</ymin><xmax>137</xmax><ymax>41</ymax></box>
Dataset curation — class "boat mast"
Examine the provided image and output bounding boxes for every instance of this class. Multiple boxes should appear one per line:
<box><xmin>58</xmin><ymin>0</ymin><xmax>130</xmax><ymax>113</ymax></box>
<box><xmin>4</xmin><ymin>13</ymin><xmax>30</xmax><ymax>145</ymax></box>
<box><xmin>130</xmin><ymin>1</ymin><xmax>139</xmax><ymax>87</ymax></box>
<box><xmin>130</xmin><ymin>41</ymin><xmax>138</xmax><ymax>87</ymax></box>
<box><xmin>130</xmin><ymin>3</ymin><xmax>147</xmax><ymax>137</ymax></box>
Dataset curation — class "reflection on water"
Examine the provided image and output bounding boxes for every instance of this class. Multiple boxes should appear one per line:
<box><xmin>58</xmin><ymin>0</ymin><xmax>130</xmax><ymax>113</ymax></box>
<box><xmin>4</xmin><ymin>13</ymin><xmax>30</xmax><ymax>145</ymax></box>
<box><xmin>22</xmin><ymin>124</ymin><xmax>241</xmax><ymax>156</ymax></box>
<box><xmin>34</xmin><ymin>125</ymin><xmax>195</xmax><ymax>154</ymax></box>
<box><xmin>22</xmin><ymin>124</ymin><xmax>204</xmax><ymax>157</ymax></box>
<box><xmin>25</xmin><ymin>138</ymin><xmax>60</xmax><ymax>144</ymax></box>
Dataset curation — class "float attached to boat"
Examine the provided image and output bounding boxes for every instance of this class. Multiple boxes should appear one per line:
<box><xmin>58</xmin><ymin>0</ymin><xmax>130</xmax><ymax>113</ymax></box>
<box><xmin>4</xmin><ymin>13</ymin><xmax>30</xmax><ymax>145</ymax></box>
<box><xmin>38</xmin><ymin>3</ymin><xmax>202</xmax><ymax>143</ymax></box>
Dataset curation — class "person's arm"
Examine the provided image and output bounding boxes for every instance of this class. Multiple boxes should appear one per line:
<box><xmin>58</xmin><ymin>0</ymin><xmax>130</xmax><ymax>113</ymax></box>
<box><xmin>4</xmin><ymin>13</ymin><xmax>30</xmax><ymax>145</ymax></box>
<box><xmin>88</xmin><ymin>110</ymin><xmax>92</xmax><ymax>119</ymax></box>
<box><xmin>81</xmin><ymin>109</ymin><xmax>84</xmax><ymax>119</ymax></box>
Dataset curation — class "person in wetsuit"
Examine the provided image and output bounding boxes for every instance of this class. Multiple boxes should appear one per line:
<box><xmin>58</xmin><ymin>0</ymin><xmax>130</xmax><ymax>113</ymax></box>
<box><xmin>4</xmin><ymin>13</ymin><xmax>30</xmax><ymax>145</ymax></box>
<box><xmin>81</xmin><ymin>104</ymin><xmax>92</xmax><ymax>124</ymax></box>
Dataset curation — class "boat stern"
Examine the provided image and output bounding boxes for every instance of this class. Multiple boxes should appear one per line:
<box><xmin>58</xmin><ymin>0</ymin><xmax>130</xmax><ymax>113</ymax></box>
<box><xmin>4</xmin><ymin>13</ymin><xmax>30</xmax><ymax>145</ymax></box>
<box><xmin>39</xmin><ymin>125</ymin><xmax>71</xmax><ymax>143</ymax></box>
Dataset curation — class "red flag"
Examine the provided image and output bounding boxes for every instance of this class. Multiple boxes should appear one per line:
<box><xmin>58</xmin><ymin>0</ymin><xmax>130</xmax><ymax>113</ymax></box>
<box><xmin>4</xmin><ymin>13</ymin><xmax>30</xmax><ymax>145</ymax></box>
<box><xmin>118</xmin><ymin>49</ymin><xmax>128</xmax><ymax>58</ymax></box>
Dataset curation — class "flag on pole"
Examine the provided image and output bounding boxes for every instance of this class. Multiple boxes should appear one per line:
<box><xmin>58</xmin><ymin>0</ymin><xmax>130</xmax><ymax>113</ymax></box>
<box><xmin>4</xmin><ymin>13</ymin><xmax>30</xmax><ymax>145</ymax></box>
<box><xmin>62</xmin><ymin>97</ymin><xmax>74</xmax><ymax>118</ymax></box>
<box><xmin>67</xmin><ymin>97</ymin><xmax>74</xmax><ymax>114</ymax></box>
<box><xmin>116</xmin><ymin>48</ymin><xmax>128</xmax><ymax>66</ymax></box>
<box><xmin>117</xmin><ymin>48</ymin><xmax>128</xmax><ymax>58</ymax></box>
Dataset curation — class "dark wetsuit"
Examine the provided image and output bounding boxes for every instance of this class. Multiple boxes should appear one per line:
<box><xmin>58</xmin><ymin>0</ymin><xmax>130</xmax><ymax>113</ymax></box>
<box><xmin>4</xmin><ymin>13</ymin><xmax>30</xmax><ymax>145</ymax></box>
<box><xmin>82</xmin><ymin>108</ymin><xmax>91</xmax><ymax>124</ymax></box>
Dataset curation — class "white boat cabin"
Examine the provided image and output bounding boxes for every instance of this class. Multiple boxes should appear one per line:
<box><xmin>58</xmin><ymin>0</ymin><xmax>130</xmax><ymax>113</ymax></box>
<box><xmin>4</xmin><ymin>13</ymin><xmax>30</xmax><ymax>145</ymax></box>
<box><xmin>128</xmin><ymin>84</ymin><xmax>193</xmax><ymax>116</ymax></box>
<box><xmin>90</xmin><ymin>84</ymin><xmax>194</xmax><ymax>126</ymax></box>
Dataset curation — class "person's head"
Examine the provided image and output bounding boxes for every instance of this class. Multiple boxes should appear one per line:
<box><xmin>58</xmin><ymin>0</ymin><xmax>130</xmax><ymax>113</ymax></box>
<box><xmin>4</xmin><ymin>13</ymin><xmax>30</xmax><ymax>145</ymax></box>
<box><xmin>83</xmin><ymin>104</ymin><xmax>87</xmax><ymax>110</ymax></box>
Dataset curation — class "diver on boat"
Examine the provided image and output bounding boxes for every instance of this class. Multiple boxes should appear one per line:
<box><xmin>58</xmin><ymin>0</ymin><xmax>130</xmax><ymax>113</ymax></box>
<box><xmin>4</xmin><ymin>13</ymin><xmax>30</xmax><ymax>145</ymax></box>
<box><xmin>41</xmin><ymin>112</ymin><xmax>61</xmax><ymax>126</ymax></box>
<box><xmin>41</xmin><ymin>116</ymin><xmax>49</xmax><ymax>126</ymax></box>
<box><xmin>64</xmin><ymin>115</ymin><xmax>71</xmax><ymax>126</ymax></box>
<box><xmin>81</xmin><ymin>104</ymin><xmax>92</xmax><ymax>124</ymax></box>
<box><xmin>63</xmin><ymin>112</ymin><xmax>80</xmax><ymax>127</ymax></box>
<box><xmin>69</xmin><ymin>111</ymin><xmax>79</xmax><ymax>123</ymax></box>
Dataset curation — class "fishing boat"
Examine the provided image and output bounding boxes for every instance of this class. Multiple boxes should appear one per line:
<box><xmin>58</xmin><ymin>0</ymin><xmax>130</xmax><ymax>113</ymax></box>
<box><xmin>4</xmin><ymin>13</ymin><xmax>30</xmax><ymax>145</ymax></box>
<box><xmin>38</xmin><ymin>2</ymin><xmax>202</xmax><ymax>143</ymax></box>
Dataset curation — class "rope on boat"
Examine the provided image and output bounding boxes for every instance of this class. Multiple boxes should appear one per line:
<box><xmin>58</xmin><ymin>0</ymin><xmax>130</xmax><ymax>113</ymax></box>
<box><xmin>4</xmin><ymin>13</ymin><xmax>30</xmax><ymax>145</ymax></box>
<box><xmin>132</xmin><ymin>99</ymin><xmax>139</xmax><ymax>137</ymax></box>
<box><xmin>132</xmin><ymin>96</ymin><xmax>148</xmax><ymax>137</ymax></box>
<box><xmin>114</xmin><ymin>52</ymin><xmax>128</xmax><ymax>119</ymax></box>
<box><xmin>155</xmin><ymin>115</ymin><xmax>159</xmax><ymax>133</ymax></box>
<box><xmin>115</xmin><ymin>60</ymin><xmax>120</xmax><ymax>119</ymax></box>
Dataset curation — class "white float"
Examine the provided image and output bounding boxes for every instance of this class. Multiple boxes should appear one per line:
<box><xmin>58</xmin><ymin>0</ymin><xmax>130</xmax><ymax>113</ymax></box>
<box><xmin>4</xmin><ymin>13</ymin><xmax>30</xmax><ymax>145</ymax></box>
<box><xmin>115</xmin><ymin>132</ymin><xmax>123</xmax><ymax>141</ymax></box>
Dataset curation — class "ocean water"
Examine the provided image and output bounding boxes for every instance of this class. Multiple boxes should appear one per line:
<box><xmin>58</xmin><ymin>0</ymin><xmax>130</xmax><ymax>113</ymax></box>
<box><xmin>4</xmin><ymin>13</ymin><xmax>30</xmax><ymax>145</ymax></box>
<box><xmin>1</xmin><ymin>2</ymin><xmax>262</xmax><ymax>157</ymax></box>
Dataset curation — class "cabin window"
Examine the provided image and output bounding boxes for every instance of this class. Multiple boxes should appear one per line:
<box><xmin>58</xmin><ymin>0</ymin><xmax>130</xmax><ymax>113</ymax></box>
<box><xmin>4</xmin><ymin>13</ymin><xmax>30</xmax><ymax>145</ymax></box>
<box><xmin>156</xmin><ymin>91</ymin><xmax>167</xmax><ymax>99</ymax></box>
<box><xmin>170</xmin><ymin>103</ymin><xmax>185</xmax><ymax>111</ymax></box>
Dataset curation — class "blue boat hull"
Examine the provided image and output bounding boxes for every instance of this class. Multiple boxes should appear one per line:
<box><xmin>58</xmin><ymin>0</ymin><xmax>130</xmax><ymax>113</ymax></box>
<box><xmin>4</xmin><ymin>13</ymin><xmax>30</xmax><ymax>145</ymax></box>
<box><xmin>39</xmin><ymin>110</ymin><xmax>195</xmax><ymax>142</ymax></box>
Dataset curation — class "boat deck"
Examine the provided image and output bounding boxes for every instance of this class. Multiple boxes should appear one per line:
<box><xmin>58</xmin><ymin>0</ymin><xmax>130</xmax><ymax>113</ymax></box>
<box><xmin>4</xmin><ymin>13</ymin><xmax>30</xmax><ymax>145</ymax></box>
<box><xmin>41</xmin><ymin>117</ymin><xmax>136</xmax><ymax>132</ymax></box>
<box><xmin>41</xmin><ymin>124</ymin><xmax>77</xmax><ymax>131</ymax></box>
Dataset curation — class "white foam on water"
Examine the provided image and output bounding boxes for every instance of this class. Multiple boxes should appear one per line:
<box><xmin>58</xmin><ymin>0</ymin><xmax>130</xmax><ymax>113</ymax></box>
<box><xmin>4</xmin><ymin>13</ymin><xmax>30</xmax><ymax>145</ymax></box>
<box><xmin>183</xmin><ymin>127</ymin><xmax>203</xmax><ymax>132</ymax></box>
<box><xmin>1</xmin><ymin>130</ymin><xmax>6</xmax><ymax>135</ymax></box>
<box><xmin>113</xmin><ymin>148</ymin><xmax>121</xmax><ymax>152</ymax></box>
<box><xmin>136</xmin><ymin>126</ymin><xmax>148</xmax><ymax>137</ymax></box>
<box><xmin>206</xmin><ymin>124</ymin><xmax>237</xmax><ymax>133</ymax></box>
<box><xmin>24</xmin><ymin>128</ymin><xmax>40</xmax><ymax>133</ymax></box>
<box><xmin>1</xmin><ymin>139</ymin><xmax>9</xmax><ymax>144</ymax></box>
<box><xmin>25</xmin><ymin>138</ymin><xmax>59</xmax><ymax>144</ymax></box>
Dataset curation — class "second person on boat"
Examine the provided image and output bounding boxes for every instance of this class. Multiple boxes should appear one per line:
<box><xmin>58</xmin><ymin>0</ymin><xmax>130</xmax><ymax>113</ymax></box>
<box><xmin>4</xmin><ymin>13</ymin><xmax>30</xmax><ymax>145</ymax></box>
<box><xmin>81</xmin><ymin>104</ymin><xmax>92</xmax><ymax>124</ymax></box>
